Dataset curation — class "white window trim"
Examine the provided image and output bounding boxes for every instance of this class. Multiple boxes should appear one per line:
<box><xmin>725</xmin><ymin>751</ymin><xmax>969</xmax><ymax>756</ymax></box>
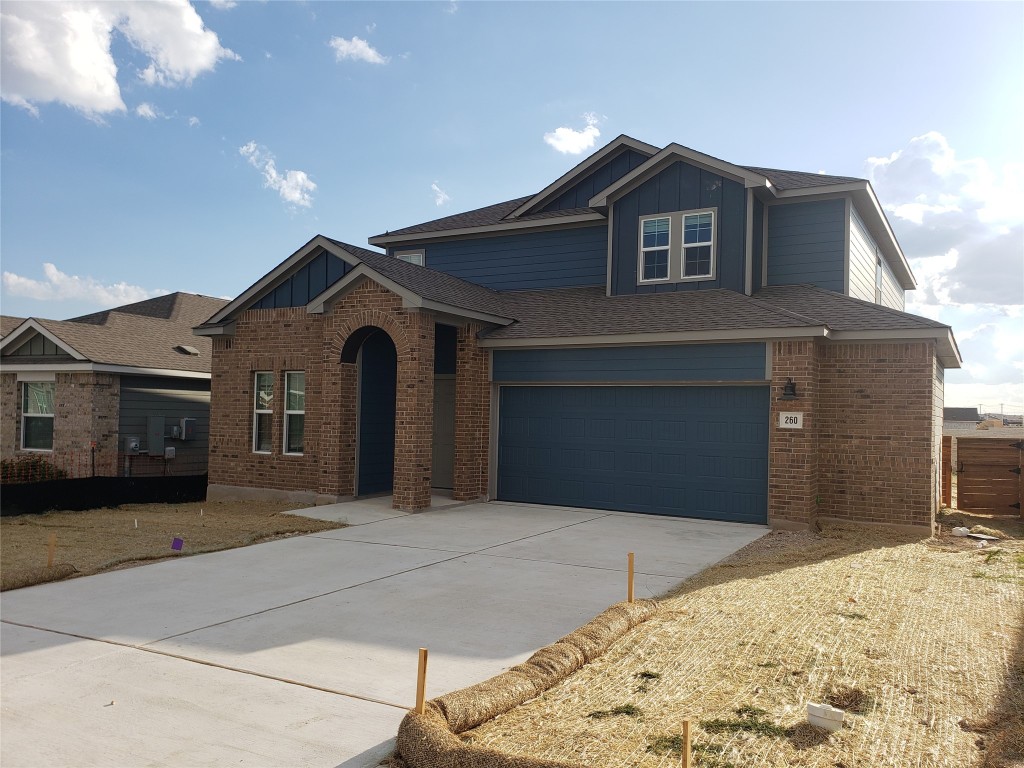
<box><xmin>283</xmin><ymin>371</ymin><xmax>305</xmax><ymax>455</ymax></box>
<box><xmin>253</xmin><ymin>371</ymin><xmax>273</xmax><ymax>454</ymax></box>
<box><xmin>636</xmin><ymin>207</ymin><xmax>718</xmax><ymax>285</ymax></box>
<box><xmin>21</xmin><ymin>380</ymin><xmax>54</xmax><ymax>452</ymax></box>
<box><xmin>637</xmin><ymin>215</ymin><xmax>672</xmax><ymax>284</ymax></box>
<box><xmin>396</xmin><ymin>249</ymin><xmax>425</xmax><ymax>266</ymax></box>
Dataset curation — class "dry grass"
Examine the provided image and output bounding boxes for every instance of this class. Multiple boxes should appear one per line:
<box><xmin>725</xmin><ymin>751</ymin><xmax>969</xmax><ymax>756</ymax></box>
<box><xmin>1</xmin><ymin>500</ymin><xmax>343</xmax><ymax>590</ymax></box>
<box><xmin>465</xmin><ymin>512</ymin><xmax>1024</xmax><ymax>768</ymax></box>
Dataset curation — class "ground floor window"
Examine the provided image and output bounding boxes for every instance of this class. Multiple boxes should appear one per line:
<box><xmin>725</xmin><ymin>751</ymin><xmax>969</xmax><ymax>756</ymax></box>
<box><xmin>22</xmin><ymin>381</ymin><xmax>55</xmax><ymax>451</ymax></box>
<box><xmin>253</xmin><ymin>372</ymin><xmax>273</xmax><ymax>453</ymax></box>
<box><xmin>284</xmin><ymin>371</ymin><xmax>305</xmax><ymax>454</ymax></box>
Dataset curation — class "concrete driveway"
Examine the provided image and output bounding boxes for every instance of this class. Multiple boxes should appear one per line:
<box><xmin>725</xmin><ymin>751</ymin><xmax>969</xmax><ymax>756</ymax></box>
<box><xmin>0</xmin><ymin>499</ymin><xmax>766</xmax><ymax>768</ymax></box>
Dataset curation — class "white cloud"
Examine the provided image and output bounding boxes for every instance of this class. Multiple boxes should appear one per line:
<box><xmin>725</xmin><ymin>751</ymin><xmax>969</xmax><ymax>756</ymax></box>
<box><xmin>188</xmin><ymin>115</ymin><xmax>200</xmax><ymax>127</ymax></box>
<box><xmin>135</xmin><ymin>102</ymin><xmax>158</xmax><ymax>119</ymax></box>
<box><xmin>869</xmin><ymin>132</ymin><xmax>1024</xmax><ymax>409</ymax></box>
<box><xmin>444</xmin><ymin>1</ymin><xmax>459</xmax><ymax>14</ymax></box>
<box><xmin>239</xmin><ymin>141</ymin><xmax>316</xmax><ymax>208</ymax></box>
<box><xmin>328</xmin><ymin>35</ymin><xmax>388</xmax><ymax>64</ymax></box>
<box><xmin>365</xmin><ymin>22</ymin><xmax>376</xmax><ymax>33</ymax></box>
<box><xmin>209</xmin><ymin>0</ymin><xmax>237</xmax><ymax>8</ymax></box>
<box><xmin>431</xmin><ymin>182</ymin><xmax>450</xmax><ymax>207</ymax></box>
<box><xmin>543</xmin><ymin>112</ymin><xmax>601</xmax><ymax>155</ymax></box>
<box><xmin>2</xmin><ymin>263</ymin><xmax>167</xmax><ymax>305</ymax></box>
<box><xmin>1</xmin><ymin>0</ymin><xmax>238</xmax><ymax>118</ymax></box>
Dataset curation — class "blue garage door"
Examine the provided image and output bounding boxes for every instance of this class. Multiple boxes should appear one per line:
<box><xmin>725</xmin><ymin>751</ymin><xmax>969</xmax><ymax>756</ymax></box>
<box><xmin>498</xmin><ymin>386</ymin><xmax>768</xmax><ymax>523</ymax></box>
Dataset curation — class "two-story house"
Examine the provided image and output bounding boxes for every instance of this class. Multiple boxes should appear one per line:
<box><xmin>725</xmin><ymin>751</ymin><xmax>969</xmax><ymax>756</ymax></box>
<box><xmin>195</xmin><ymin>136</ymin><xmax>960</xmax><ymax>531</ymax></box>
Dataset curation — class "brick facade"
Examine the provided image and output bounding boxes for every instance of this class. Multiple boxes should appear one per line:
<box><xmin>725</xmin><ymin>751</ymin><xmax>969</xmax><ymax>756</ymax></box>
<box><xmin>1</xmin><ymin>371</ymin><xmax>120</xmax><ymax>478</ymax></box>
<box><xmin>208</xmin><ymin>278</ymin><xmax>491</xmax><ymax>511</ymax></box>
<box><xmin>768</xmin><ymin>339</ymin><xmax>939</xmax><ymax>532</ymax></box>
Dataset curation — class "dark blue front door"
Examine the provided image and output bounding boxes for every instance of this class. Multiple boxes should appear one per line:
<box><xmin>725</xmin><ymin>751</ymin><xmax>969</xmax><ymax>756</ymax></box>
<box><xmin>357</xmin><ymin>331</ymin><xmax>397</xmax><ymax>494</ymax></box>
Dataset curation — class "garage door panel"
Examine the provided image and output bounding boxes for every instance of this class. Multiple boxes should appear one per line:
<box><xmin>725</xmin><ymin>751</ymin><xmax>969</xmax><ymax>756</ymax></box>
<box><xmin>498</xmin><ymin>385</ymin><xmax>768</xmax><ymax>523</ymax></box>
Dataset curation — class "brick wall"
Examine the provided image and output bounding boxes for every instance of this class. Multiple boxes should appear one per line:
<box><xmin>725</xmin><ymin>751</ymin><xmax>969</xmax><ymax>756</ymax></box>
<box><xmin>453</xmin><ymin>322</ymin><xmax>490</xmax><ymax>500</ymax></box>
<box><xmin>1</xmin><ymin>373</ymin><xmax>17</xmax><ymax>461</ymax></box>
<box><xmin>816</xmin><ymin>341</ymin><xmax>937</xmax><ymax>529</ymax></box>
<box><xmin>768</xmin><ymin>340</ymin><xmax>819</xmax><ymax>528</ymax></box>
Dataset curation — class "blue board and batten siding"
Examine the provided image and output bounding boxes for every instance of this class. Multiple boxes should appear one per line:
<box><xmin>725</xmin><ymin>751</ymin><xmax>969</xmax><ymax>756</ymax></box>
<box><xmin>498</xmin><ymin>386</ymin><xmax>768</xmax><ymax>523</ymax></box>
<box><xmin>392</xmin><ymin>226</ymin><xmax>607</xmax><ymax>291</ymax></box>
<box><xmin>540</xmin><ymin>149</ymin><xmax>651</xmax><ymax>212</ymax></box>
<box><xmin>253</xmin><ymin>251</ymin><xmax>350</xmax><ymax>310</ymax></box>
<box><xmin>492</xmin><ymin>343</ymin><xmax>768</xmax><ymax>383</ymax></box>
<box><xmin>610</xmin><ymin>161</ymin><xmax>747</xmax><ymax>296</ymax></box>
<box><xmin>765</xmin><ymin>199</ymin><xmax>845</xmax><ymax>292</ymax></box>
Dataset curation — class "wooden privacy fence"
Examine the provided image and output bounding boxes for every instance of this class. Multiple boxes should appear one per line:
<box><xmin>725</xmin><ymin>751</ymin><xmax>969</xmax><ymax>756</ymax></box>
<box><xmin>956</xmin><ymin>437</ymin><xmax>1022</xmax><ymax>515</ymax></box>
<box><xmin>942</xmin><ymin>436</ymin><xmax>952</xmax><ymax>508</ymax></box>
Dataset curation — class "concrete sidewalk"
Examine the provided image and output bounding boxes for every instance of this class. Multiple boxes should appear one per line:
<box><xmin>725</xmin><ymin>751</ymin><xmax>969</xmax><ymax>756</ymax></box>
<box><xmin>0</xmin><ymin>500</ymin><xmax>765</xmax><ymax>768</ymax></box>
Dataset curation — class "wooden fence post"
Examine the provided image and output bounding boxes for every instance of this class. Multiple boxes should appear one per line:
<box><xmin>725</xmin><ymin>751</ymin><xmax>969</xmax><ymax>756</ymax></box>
<box><xmin>627</xmin><ymin>552</ymin><xmax>635</xmax><ymax>603</ymax></box>
<box><xmin>415</xmin><ymin>647</ymin><xmax>429</xmax><ymax>714</ymax></box>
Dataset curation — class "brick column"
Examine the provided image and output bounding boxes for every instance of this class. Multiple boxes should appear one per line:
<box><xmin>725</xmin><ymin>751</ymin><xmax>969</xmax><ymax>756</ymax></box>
<box><xmin>453</xmin><ymin>322</ymin><xmax>490</xmax><ymax>501</ymax></box>
<box><xmin>768</xmin><ymin>340</ymin><xmax>818</xmax><ymax>529</ymax></box>
<box><xmin>393</xmin><ymin>311</ymin><xmax>434</xmax><ymax>511</ymax></box>
<box><xmin>0</xmin><ymin>373</ymin><xmax>18</xmax><ymax>461</ymax></box>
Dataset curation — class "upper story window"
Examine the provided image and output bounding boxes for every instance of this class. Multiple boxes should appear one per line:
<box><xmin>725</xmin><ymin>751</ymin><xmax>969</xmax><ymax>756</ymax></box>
<box><xmin>396</xmin><ymin>250</ymin><xmax>425</xmax><ymax>266</ymax></box>
<box><xmin>22</xmin><ymin>381</ymin><xmax>55</xmax><ymax>451</ymax></box>
<box><xmin>638</xmin><ymin>209</ymin><xmax>716</xmax><ymax>284</ymax></box>
<box><xmin>253</xmin><ymin>372</ymin><xmax>273</xmax><ymax>454</ymax></box>
<box><xmin>284</xmin><ymin>372</ymin><xmax>305</xmax><ymax>455</ymax></box>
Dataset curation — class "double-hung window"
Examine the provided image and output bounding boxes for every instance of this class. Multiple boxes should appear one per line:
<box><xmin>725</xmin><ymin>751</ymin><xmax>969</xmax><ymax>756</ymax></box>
<box><xmin>284</xmin><ymin>372</ymin><xmax>305</xmax><ymax>455</ymax></box>
<box><xmin>22</xmin><ymin>381</ymin><xmax>55</xmax><ymax>451</ymax></box>
<box><xmin>253</xmin><ymin>372</ymin><xmax>273</xmax><ymax>453</ymax></box>
<box><xmin>638</xmin><ymin>208</ymin><xmax>716</xmax><ymax>284</ymax></box>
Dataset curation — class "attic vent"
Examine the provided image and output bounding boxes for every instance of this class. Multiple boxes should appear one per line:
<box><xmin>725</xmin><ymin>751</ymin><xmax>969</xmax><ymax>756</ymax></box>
<box><xmin>174</xmin><ymin>345</ymin><xmax>200</xmax><ymax>356</ymax></box>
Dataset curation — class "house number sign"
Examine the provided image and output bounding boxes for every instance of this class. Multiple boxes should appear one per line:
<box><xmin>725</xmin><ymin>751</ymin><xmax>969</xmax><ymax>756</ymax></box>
<box><xmin>779</xmin><ymin>412</ymin><xmax>804</xmax><ymax>429</ymax></box>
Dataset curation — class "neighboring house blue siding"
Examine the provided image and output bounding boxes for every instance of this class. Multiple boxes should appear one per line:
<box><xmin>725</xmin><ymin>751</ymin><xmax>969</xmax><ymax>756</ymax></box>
<box><xmin>253</xmin><ymin>251</ymin><xmax>350</xmax><ymax>309</ymax></box>
<box><xmin>492</xmin><ymin>343</ymin><xmax>767</xmax><ymax>383</ymax></box>
<box><xmin>751</xmin><ymin>197</ymin><xmax>765</xmax><ymax>292</ymax></box>
<box><xmin>397</xmin><ymin>225</ymin><xmax>608</xmax><ymax>290</ymax></box>
<box><xmin>610</xmin><ymin>161</ymin><xmax>747</xmax><ymax>295</ymax></box>
<box><xmin>540</xmin><ymin>149</ymin><xmax>650</xmax><ymax>212</ymax></box>
<box><xmin>766</xmin><ymin>199</ymin><xmax>845</xmax><ymax>292</ymax></box>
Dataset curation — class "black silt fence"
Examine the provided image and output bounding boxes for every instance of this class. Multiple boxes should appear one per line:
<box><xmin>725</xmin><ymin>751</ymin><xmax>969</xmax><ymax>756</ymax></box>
<box><xmin>1</xmin><ymin>474</ymin><xmax>208</xmax><ymax>517</ymax></box>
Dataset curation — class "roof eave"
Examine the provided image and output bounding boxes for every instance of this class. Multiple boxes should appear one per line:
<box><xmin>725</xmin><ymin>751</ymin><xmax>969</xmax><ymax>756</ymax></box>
<box><xmin>479</xmin><ymin>326</ymin><xmax>827</xmax><ymax>348</ymax></box>
<box><xmin>367</xmin><ymin>211</ymin><xmax>606</xmax><ymax>247</ymax></box>
<box><xmin>828</xmin><ymin>327</ymin><xmax>961</xmax><ymax>367</ymax></box>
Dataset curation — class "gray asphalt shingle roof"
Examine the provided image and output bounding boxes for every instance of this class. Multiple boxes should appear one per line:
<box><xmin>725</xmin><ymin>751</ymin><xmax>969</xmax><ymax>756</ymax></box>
<box><xmin>3</xmin><ymin>293</ymin><xmax>228</xmax><ymax>373</ymax></box>
<box><xmin>1</xmin><ymin>316</ymin><xmax>27</xmax><ymax>338</ymax></box>
<box><xmin>752</xmin><ymin>284</ymin><xmax>948</xmax><ymax>331</ymax></box>
<box><xmin>740</xmin><ymin>167</ymin><xmax>864</xmax><ymax>191</ymax></box>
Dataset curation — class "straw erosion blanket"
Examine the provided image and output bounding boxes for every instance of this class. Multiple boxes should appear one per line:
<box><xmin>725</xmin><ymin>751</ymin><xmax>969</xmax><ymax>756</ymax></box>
<box><xmin>455</xmin><ymin>512</ymin><xmax>1023</xmax><ymax>768</ymax></box>
<box><xmin>0</xmin><ymin>500</ymin><xmax>343</xmax><ymax>591</ymax></box>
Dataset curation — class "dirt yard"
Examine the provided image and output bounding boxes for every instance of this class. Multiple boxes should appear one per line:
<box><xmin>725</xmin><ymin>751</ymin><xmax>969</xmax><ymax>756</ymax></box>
<box><xmin>463</xmin><ymin>511</ymin><xmax>1023</xmax><ymax>768</ymax></box>
<box><xmin>0</xmin><ymin>500</ymin><xmax>344</xmax><ymax>591</ymax></box>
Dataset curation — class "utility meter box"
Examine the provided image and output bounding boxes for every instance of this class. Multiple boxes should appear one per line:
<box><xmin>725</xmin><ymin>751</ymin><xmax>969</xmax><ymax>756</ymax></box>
<box><xmin>124</xmin><ymin>435</ymin><xmax>141</xmax><ymax>454</ymax></box>
<box><xmin>180</xmin><ymin>418</ymin><xmax>197</xmax><ymax>441</ymax></box>
<box><xmin>147</xmin><ymin>416</ymin><xmax>165</xmax><ymax>455</ymax></box>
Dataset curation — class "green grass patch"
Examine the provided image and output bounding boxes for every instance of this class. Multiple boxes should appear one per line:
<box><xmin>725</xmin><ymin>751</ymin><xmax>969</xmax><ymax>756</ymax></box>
<box><xmin>645</xmin><ymin>737</ymin><xmax>736</xmax><ymax>767</ymax></box>
<box><xmin>837</xmin><ymin>610</ymin><xmax>869</xmax><ymax>620</ymax></box>
<box><xmin>587</xmin><ymin>703</ymin><xmax>642</xmax><ymax>719</ymax></box>
<box><xmin>701</xmin><ymin>705</ymin><xmax>788</xmax><ymax>738</ymax></box>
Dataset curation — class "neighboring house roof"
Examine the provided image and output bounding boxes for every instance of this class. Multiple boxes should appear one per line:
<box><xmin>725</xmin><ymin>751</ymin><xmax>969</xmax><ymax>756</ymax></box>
<box><xmin>1</xmin><ymin>316</ymin><xmax>27</xmax><ymax>338</ymax></box>
<box><xmin>944</xmin><ymin>407</ymin><xmax>981</xmax><ymax>422</ymax></box>
<box><xmin>1</xmin><ymin>293</ymin><xmax>228</xmax><ymax>376</ymax></box>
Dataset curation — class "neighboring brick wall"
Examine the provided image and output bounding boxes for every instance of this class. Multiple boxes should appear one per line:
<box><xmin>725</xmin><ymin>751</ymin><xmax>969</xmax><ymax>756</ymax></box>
<box><xmin>768</xmin><ymin>340</ymin><xmax>819</xmax><ymax>528</ymax></box>
<box><xmin>453</xmin><ymin>323</ymin><xmax>490</xmax><ymax>501</ymax></box>
<box><xmin>816</xmin><ymin>341</ymin><xmax>936</xmax><ymax>529</ymax></box>
<box><xmin>1</xmin><ymin>371</ymin><xmax>119</xmax><ymax>477</ymax></box>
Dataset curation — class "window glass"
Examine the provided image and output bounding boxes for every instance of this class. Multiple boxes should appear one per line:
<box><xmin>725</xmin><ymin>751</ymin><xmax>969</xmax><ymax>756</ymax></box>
<box><xmin>22</xmin><ymin>381</ymin><xmax>55</xmax><ymax>450</ymax></box>
<box><xmin>683</xmin><ymin>213</ymin><xmax>713</xmax><ymax>244</ymax></box>
<box><xmin>684</xmin><ymin>246</ymin><xmax>713</xmax><ymax>277</ymax></box>
<box><xmin>643</xmin><ymin>251</ymin><xmax>669</xmax><ymax>280</ymax></box>
<box><xmin>284</xmin><ymin>372</ymin><xmax>305</xmax><ymax>454</ymax></box>
<box><xmin>642</xmin><ymin>218</ymin><xmax>670</xmax><ymax>248</ymax></box>
<box><xmin>253</xmin><ymin>372</ymin><xmax>273</xmax><ymax>453</ymax></box>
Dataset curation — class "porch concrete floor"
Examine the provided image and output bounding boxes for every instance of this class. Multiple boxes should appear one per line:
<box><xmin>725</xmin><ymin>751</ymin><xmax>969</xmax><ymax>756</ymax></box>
<box><xmin>0</xmin><ymin>500</ymin><xmax>766</xmax><ymax>768</ymax></box>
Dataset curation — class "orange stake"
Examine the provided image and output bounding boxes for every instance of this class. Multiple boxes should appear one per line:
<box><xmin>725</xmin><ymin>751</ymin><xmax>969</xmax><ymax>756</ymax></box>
<box><xmin>415</xmin><ymin>648</ymin><xmax>428</xmax><ymax>714</ymax></box>
<box><xmin>47</xmin><ymin>532</ymin><xmax>57</xmax><ymax>568</ymax></box>
<box><xmin>627</xmin><ymin>552</ymin><xmax>635</xmax><ymax>603</ymax></box>
<box><xmin>681</xmin><ymin>719</ymin><xmax>691</xmax><ymax>768</ymax></box>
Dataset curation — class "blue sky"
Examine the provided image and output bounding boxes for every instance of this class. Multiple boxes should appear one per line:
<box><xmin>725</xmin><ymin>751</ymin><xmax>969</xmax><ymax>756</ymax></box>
<box><xmin>2</xmin><ymin>1</ymin><xmax>1022</xmax><ymax>413</ymax></box>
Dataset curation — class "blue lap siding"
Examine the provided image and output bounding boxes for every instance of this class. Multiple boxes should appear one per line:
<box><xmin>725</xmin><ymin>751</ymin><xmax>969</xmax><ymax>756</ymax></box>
<box><xmin>765</xmin><ymin>199</ymin><xmax>846</xmax><ymax>292</ymax></box>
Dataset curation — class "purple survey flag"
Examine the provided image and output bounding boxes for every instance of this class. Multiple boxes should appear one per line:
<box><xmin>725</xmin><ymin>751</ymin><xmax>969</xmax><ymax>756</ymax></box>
<box><xmin>171</xmin><ymin>538</ymin><xmax>184</xmax><ymax>551</ymax></box>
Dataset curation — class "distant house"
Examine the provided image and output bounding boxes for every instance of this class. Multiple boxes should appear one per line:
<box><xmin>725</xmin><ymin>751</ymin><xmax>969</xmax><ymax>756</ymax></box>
<box><xmin>943</xmin><ymin>407</ymin><xmax>983</xmax><ymax>434</ymax></box>
<box><xmin>195</xmin><ymin>135</ymin><xmax>961</xmax><ymax>532</ymax></box>
<box><xmin>1</xmin><ymin>293</ymin><xmax>228</xmax><ymax>478</ymax></box>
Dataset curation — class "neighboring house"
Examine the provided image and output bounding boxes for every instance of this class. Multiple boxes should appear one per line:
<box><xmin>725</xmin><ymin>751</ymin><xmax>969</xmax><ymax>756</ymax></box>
<box><xmin>1</xmin><ymin>293</ymin><xmax>228</xmax><ymax>478</ymax></box>
<box><xmin>195</xmin><ymin>135</ymin><xmax>961</xmax><ymax>531</ymax></box>
<box><xmin>943</xmin><ymin>407</ymin><xmax>983</xmax><ymax>433</ymax></box>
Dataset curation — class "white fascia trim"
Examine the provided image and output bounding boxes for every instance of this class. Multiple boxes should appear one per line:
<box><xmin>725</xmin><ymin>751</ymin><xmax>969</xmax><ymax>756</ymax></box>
<box><xmin>828</xmin><ymin>328</ymin><xmax>962</xmax><ymax>367</ymax></box>
<box><xmin>507</xmin><ymin>136</ymin><xmax>660</xmax><ymax>219</ymax></box>
<box><xmin>0</xmin><ymin>319</ymin><xmax>87</xmax><ymax>359</ymax></box>
<box><xmin>478</xmin><ymin>326</ymin><xmax>828</xmax><ymax>349</ymax></box>
<box><xmin>207</xmin><ymin>235</ymin><xmax>361</xmax><ymax>325</ymax></box>
<box><xmin>307</xmin><ymin>266</ymin><xmax>514</xmax><ymax>325</ymax></box>
<box><xmin>367</xmin><ymin>212</ymin><xmax>605</xmax><ymax>247</ymax></box>
<box><xmin>15</xmin><ymin>371</ymin><xmax>56</xmax><ymax>382</ymax></box>
<box><xmin>192</xmin><ymin>321</ymin><xmax>237</xmax><ymax>337</ymax></box>
<box><xmin>589</xmin><ymin>144</ymin><xmax>770</xmax><ymax>208</ymax></box>
<box><xmin>0</xmin><ymin>362</ymin><xmax>212</xmax><ymax>379</ymax></box>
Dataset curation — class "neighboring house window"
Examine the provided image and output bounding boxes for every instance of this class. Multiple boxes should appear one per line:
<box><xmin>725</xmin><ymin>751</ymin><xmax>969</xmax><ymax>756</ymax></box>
<box><xmin>284</xmin><ymin>372</ymin><xmax>305</xmax><ymax>455</ymax></box>
<box><xmin>640</xmin><ymin>217</ymin><xmax>670</xmax><ymax>281</ymax></box>
<box><xmin>638</xmin><ymin>208</ymin><xmax>716</xmax><ymax>284</ymax></box>
<box><xmin>253</xmin><ymin>372</ymin><xmax>273</xmax><ymax>453</ymax></box>
<box><xmin>396</xmin><ymin>250</ymin><xmax>425</xmax><ymax>266</ymax></box>
<box><xmin>22</xmin><ymin>381</ymin><xmax>55</xmax><ymax>451</ymax></box>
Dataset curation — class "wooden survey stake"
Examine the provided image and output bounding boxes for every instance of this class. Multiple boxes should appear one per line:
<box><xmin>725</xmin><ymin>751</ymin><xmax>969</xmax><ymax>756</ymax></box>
<box><xmin>415</xmin><ymin>647</ymin><xmax>428</xmax><ymax>714</ymax></box>
<box><xmin>627</xmin><ymin>552</ymin><xmax>635</xmax><ymax>603</ymax></box>
<box><xmin>47</xmin><ymin>532</ymin><xmax>56</xmax><ymax>568</ymax></box>
<box><xmin>681</xmin><ymin>719</ymin><xmax>691</xmax><ymax>768</ymax></box>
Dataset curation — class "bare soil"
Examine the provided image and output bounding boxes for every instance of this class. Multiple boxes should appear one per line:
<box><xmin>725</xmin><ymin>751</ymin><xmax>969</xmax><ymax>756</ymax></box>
<box><xmin>464</xmin><ymin>510</ymin><xmax>1024</xmax><ymax>768</ymax></box>
<box><xmin>0</xmin><ymin>500</ymin><xmax>343</xmax><ymax>590</ymax></box>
